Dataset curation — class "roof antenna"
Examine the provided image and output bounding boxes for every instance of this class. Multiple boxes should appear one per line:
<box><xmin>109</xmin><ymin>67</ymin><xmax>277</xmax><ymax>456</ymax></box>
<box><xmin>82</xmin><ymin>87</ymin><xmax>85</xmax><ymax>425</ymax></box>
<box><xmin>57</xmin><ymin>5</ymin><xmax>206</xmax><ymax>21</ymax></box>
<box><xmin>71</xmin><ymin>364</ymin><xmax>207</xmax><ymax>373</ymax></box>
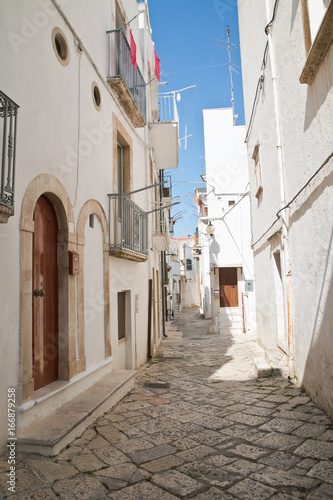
<box><xmin>227</xmin><ymin>27</ymin><xmax>236</xmax><ymax>125</ymax></box>
<box><xmin>211</xmin><ymin>27</ymin><xmax>239</xmax><ymax>125</ymax></box>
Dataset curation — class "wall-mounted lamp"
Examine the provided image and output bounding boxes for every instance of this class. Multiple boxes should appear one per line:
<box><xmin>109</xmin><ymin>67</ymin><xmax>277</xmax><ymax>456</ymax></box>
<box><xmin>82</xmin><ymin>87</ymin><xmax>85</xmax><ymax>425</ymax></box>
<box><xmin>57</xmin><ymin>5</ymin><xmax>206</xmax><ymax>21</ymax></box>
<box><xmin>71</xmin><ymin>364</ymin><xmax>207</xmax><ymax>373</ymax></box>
<box><xmin>206</xmin><ymin>221</ymin><xmax>215</xmax><ymax>236</ymax></box>
<box><xmin>166</xmin><ymin>253</ymin><xmax>177</xmax><ymax>262</ymax></box>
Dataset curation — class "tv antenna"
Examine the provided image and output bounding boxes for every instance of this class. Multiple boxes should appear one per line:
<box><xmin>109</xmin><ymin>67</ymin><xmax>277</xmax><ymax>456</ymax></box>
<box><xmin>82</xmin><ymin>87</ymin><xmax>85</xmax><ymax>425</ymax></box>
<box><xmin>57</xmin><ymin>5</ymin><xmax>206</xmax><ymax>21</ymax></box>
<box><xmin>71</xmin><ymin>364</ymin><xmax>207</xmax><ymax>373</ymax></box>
<box><xmin>179</xmin><ymin>125</ymin><xmax>193</xmax><ymax>150</ymax></box>
<box><xmin>211</xmin><ymin>26</ymin><xmax>239</xmax><ymax>125</ymax></box>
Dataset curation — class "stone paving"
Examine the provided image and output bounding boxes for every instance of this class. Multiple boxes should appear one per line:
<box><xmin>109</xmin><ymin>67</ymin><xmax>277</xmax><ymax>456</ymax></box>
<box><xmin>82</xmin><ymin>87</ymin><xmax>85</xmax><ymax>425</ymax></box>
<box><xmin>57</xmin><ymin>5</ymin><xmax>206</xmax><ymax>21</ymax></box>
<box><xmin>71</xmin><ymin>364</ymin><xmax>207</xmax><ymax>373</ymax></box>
<box><xmin>1</xmin><ymin>307</ymin><xmax>333</xmax><ymax>499</ymax></box>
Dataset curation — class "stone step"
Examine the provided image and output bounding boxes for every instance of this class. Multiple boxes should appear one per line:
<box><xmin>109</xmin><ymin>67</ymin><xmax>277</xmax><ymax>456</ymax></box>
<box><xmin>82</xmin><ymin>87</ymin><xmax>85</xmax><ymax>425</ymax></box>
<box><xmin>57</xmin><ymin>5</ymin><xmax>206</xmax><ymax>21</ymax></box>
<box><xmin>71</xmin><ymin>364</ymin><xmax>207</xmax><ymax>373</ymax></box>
<box><xmin>219</xmin><ymin>319</ymin><xmax>243</xmax><ymax>328</ymax></box>
<box><xmin>165</xmin><ymin>323</ymin><xmax>183</xmax><ymax>339</ymax></box>
<box><xmin>219</xmin><ymin>307</ymin><xmax>241</xmax><ymax>315</ymax></box>
<box><xmin>220</xmin><ymin>326</ymin><xmax>244</xmax><ymax>335</ymax></box>
<box><xmin>264</xmin><ymin>349</ymin><xmax>290</xmax><ymax>377</ymax></box>
<box><xmin>253</xmin><ymin>357</ymin><xmax>272</xmax><ymax>378</ymax></box>
<box><xmin>17</xmin><ymin>370</ymin><xmax>135</xmax><ymax>457</ymax></box>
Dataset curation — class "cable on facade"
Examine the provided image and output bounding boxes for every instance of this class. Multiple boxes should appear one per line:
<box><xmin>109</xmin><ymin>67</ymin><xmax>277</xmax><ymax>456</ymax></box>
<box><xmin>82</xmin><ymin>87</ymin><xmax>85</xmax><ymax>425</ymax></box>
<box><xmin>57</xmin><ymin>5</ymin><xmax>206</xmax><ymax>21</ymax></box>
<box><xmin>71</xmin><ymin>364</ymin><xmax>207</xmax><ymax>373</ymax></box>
<box><xmin>73</xmin><ymin>46</ymin><xmax>82</xmax><ymax>208</ymax></box>
<box><xmin>222</xmin><ymin>219</ymin><xmax>254</xmax><ymax>279</ymax></box>
<box><xmin>244</xmin><ymin>43</ymin><xmax>268</xmax><ymax>144</ymax></box>
<box><xmin>277</xmin><ymin>151</ymin><xmax>333</xmax><ymax>217</ymax></box>
<box><xmin>265</xmin><ymin>0</ymin><xmax>280</xmax><ymax>35</ymax></box>
<box><xmin>50</xmin><ymin>0</ymin><xmax>149</xmax><ymax>151</ymax></box>
<box><xmin>251</xmin><ymin>151</ymin><xmax>333</xmax><ymax>249</ymax></box>
<box><xmin>209</xmin><ymin>191</ymin><xmax>249</xmax><ymax>222</ymax></box>
<box><xmin>244</xmin><ymin>0</ymin><xmax>280</xmax><ymax>144</ymax></box>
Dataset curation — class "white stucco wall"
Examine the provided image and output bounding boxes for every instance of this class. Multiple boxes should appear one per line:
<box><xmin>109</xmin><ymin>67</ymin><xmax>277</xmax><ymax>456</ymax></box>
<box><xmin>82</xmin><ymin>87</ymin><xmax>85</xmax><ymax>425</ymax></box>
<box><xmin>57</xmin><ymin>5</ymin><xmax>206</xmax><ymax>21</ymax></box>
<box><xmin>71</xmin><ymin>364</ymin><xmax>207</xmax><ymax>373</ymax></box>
<box><xmin>0</xmin><ymin>0</ymin><xmax>159</xmax><ymax>452</ymax></box>
<box><xmin>238</xmin><ymin>0</ymin><xmax>333</xmax><ymax>417</ymax></box>
<box><xmin>201</xmin><ymin>108</ymin><xmax>256</xmax><ymax>330</ymax></box>
<box><xmin>170</xmin><ymin>238</ymin><xmax>200</xmax><ymax>309</ymax></box>
<box><xmin>84</xmin><ymin>218</ymin><xmax>105</xmax><ymax>370</ymax></box>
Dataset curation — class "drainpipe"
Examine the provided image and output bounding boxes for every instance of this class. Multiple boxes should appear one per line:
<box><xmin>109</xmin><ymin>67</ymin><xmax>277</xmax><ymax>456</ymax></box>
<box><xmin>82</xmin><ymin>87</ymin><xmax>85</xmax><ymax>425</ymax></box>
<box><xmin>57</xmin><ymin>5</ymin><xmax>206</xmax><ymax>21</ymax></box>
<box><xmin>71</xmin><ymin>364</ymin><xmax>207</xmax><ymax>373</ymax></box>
<box><xmin>265</xmin><ymin>0</ymin><xmax>294</xmax><ymax>375</ymax></box>
<box><xmin>147</xmin><ymin>279</ymin><xmax>153</xmax><ymax>358</ymax></box>
<box><xmin>161</xmin><ymin>251</ymin><xmax>167</xmax><ymax>337</ymax></box>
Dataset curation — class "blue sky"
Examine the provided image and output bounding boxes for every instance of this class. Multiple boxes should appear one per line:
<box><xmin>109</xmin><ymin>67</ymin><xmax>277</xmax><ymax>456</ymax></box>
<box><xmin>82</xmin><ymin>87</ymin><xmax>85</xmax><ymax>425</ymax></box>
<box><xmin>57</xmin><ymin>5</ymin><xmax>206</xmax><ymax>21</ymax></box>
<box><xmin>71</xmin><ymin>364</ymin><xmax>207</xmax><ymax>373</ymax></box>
<box><xmin>148</xmin><ymin>0</ymin><xmax>245</xmax><ymax>238</ymax></box>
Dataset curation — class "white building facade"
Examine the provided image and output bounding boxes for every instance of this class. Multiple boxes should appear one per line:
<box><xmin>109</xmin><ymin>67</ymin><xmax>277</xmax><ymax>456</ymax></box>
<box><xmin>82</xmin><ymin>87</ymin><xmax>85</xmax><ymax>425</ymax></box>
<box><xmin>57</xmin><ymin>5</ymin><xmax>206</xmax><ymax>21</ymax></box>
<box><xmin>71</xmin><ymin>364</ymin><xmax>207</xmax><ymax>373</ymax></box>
<box><xmin>0</xmin><ymin>0</ymin><xmax>178</xmax><ymax>454</ymax></box>
<box><xmin>238</xmin><ymin>0</ymin><xmax>333</xmax><ymax>417</ymax></box>
<box><xmin>169</xmin><ymin>237</ymin><xmax>200</xmax><ymax>314</ymax></box>
<box><xmin>197</xmin><ymin>108</ymin><xmax>256</xmax><ymax>335</ymax></box>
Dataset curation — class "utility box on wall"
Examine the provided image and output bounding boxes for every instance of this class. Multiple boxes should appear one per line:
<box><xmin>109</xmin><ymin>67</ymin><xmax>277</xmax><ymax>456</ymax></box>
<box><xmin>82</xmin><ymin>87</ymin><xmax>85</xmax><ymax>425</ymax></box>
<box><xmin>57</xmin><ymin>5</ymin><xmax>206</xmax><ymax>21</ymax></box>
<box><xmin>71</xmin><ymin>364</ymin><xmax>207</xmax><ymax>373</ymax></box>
<box><xmin>69</xmin><ymin>251</ymin><xmax>80</xmax><ymax>275</ymax></box>
<box><xmin>245</xmin><ymin>280</ymin><xmax>253</xmax><ymax>292</ymax></box>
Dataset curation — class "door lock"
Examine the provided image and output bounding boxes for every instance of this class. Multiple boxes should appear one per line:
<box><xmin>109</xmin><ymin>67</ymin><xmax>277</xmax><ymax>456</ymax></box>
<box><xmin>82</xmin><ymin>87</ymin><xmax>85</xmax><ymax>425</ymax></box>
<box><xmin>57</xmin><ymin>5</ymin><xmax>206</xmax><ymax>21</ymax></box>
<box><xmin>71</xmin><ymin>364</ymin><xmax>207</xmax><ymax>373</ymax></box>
<box><xmin>34</xmin><ymin>289</ymin><xmax>46</xmax><ymax>297</ymax></box>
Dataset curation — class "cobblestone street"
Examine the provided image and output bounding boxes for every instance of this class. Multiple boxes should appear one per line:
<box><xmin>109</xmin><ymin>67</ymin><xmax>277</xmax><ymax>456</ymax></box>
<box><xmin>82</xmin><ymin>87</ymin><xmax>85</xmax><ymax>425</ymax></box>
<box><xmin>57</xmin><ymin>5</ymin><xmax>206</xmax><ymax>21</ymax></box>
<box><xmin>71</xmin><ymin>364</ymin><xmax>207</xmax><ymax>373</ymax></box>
<box><xmin>1</xmin><ymin>307</ymin><xmax>333</xmax><ymax>499</ymax></box>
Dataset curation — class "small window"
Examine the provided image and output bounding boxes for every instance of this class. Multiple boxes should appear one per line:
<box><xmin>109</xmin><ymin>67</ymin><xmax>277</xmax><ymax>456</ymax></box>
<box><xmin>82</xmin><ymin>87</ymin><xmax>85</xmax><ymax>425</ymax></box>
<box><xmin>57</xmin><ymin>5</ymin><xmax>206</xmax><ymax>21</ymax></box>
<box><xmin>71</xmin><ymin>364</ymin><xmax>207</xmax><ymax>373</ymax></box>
<box><xmin>52</xmin><ymin>28</ymin><xmax>70</xmax><ymax>66</ymax></box>
<box><xmin>118</xmin><ymin>291</ymin><xmax>126</xmax><ymax>341</ymax></box>
<box><xmin>307</xmin><ymin>0</ymin><xmax>329</xmax><ymax>42</ymax></box>
<box><xmin>300</xmin><ymin>0</ymin><xmax>332</xmax><ymax>84</ymax></box>
<box><xmin>186</xmin><ymin>259</ymin><xmax>192</xmax><ymax>271</ymax></box>
<box><xmin>252</xmin><ymin>143</ymin><xmax>263</xmax><ymax>199</ymax></box>
<box><xmin>92</xmin><ymin>82</ymin><xmax>101</xmax><ymax>110</ymax></box>
<box><xmin>228</xmin><ymin>200</ymin><xmax>235</xmax><ymax>207</ymax></box>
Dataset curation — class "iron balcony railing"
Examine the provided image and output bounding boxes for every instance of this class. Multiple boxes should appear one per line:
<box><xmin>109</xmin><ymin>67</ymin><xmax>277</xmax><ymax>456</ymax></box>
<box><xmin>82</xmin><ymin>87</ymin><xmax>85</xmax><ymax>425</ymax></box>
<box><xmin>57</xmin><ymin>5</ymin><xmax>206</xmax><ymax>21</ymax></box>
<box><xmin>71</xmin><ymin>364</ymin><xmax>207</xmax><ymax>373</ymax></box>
<box><xmin>162</xmin><ymin>174</ymin><xmax>172</xmax><ymax>198</ymax></box>
<box><xmin>153</xmin><ymin>212</ymin><xmax>169</xmax><ymax>236</ymax></box>
<box><xmin>108</xmin><ymin>194</ymin><xmax>148</xmax><ymax>257</ymax></box>
<box><xmin>150</xmin><ymin>93</ymin><xmax>179</xmax><ymax>123</ymax></box>
<box><xmin>106</xmin><ymin>29</ymin><xmax>146</xmax><ymax>120</ymax></box>
<box><xmin>0</xmin><ymin>91</ymin><xmax>19</xmax><ymax>211</ymax></box>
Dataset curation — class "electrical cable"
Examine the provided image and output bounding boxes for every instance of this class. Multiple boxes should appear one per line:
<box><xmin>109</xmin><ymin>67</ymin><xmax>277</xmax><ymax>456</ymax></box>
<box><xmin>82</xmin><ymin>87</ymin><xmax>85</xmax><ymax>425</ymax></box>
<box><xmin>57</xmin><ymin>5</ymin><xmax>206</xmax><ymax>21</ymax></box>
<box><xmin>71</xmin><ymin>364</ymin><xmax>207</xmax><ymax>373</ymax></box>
<box><xmin>222</xmin><ymin>219</ymin><xmax>254</xmax><ymax>279</ymax></box>
<box><xmin>251</xmin><ymin>151</ymin><xmax>333</xmax><ymax>249</ymax></box>
<box><xmin>208</xmin><ymin>192</ymin><xmax>249</xmax><ymax>222</ymax></box>
<box><xmin>276</xmin><ymin>151</ymin><xmax>333</xmax><ymax>217</ymax></box>
<box><xmin>265</xmin><ymin>0</ymin><xmax>280</xmax><ymax>35</ymax></box>
<box><xmin>244</xmin><ymin>0</ymin><xmax>279</xmax><ymax>143</ymax></box>
<box><xmin>73</xmin><ymin>47</ymin><xmax>82</xmax><ymax>207</ymax></box>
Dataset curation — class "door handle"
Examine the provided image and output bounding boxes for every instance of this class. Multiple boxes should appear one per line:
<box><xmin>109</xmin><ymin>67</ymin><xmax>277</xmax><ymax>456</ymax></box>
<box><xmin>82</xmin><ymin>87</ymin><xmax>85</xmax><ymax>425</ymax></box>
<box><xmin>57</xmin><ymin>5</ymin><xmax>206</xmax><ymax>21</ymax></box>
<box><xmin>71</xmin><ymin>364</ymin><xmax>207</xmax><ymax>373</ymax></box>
<box><xmin>34</xmin><ymin>289</ymin><xmax>46</xmax><ymax>297</ymax></box>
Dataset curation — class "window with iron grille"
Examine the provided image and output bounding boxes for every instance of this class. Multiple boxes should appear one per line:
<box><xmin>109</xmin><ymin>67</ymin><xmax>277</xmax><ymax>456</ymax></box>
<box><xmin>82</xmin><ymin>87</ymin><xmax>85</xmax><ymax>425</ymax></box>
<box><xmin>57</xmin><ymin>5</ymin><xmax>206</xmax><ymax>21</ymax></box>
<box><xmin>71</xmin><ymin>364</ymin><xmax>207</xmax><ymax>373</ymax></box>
<box><xmin>118</xmin><ymin>291</ymin><xmax>126</xmax><ymax>341</ymax></box>
<box><xmin>186</xmin><ymin>259</ymin><xmax>192</xmax><ymax>271</ymax></box>
<box><xmin>0</xmin><ymin>91</ymin><xmax>19</xmax><ymax>218</ymax></box>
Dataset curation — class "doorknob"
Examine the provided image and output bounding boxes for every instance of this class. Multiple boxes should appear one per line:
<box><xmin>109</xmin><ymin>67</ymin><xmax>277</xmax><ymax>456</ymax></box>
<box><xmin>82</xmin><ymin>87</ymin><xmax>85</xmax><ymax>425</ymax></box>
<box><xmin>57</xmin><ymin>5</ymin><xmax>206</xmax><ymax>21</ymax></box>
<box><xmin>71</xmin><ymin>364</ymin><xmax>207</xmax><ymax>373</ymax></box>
<box><xmin>34</xmin><ymin>289</ymin><xmax>46</xmax><ymax>297</ymax></box>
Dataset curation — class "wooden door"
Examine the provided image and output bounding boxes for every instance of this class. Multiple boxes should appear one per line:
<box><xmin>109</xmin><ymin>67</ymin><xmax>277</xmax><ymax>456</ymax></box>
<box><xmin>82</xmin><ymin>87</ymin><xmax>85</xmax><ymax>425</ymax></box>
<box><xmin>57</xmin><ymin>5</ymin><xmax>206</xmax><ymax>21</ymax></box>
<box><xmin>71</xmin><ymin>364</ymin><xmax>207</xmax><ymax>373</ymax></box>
<box><xmin>33</xmin><ymin>196</ymin><xmax>58</xmax><ymax>390</ymax></box>
<box><xmin>219</xmin><ymin>267</ymin><xmax>238</xmax><ymax>307</ymax></box>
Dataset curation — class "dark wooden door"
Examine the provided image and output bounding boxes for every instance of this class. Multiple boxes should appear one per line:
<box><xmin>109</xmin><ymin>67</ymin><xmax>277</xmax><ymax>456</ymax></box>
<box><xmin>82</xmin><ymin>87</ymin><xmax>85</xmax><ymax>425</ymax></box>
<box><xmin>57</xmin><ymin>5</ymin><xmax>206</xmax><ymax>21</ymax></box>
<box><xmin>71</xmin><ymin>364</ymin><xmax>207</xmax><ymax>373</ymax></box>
<box><xmin>33</xmin><ymin>196</ymin><xmax>58</xmax><ymax>390</ymax></box>
<box><xmin>219</xmin><ymin>267</ymin><xmax>238</xmax><ymax>307</ymax></box>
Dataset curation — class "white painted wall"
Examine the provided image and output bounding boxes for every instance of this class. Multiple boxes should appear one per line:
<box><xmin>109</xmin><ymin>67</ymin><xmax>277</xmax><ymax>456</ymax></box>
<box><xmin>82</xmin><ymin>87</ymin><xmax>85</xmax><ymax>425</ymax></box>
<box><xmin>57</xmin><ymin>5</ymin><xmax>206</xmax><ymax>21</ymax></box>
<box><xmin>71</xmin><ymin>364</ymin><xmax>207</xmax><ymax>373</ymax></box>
<box><xmin>201</xmin><ymin>108</ymin><xmax>256</xmax><ymax>331</ymax></box>
<box><xmin>170</xmin><ymin>238</ymin><xmax>200</xmax><ymax>309</ymax></box>
<box><xmin>238</xmin><ymin>0</ymin><xmax>333</xmax><ymax>417</ymax></box>
<box><xmin>84</xmin><ymin>218</ymin><xmax>105</xmax><ymax>370</ymax></box>
<box><xmin>0</xmin><ymin>0</ymin><xmax>160</xmax><ymax>452</ymax></box>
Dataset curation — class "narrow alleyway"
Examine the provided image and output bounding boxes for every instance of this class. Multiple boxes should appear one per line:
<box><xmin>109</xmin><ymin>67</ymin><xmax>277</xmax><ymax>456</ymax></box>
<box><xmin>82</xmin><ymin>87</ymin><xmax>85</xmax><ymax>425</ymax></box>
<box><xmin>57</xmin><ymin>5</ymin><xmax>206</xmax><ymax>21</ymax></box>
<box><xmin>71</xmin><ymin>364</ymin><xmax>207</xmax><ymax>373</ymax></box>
<box><xmin>1</xmin><ymin>307</ymin><xmax>333</xmax><ymax>499</ymax></box>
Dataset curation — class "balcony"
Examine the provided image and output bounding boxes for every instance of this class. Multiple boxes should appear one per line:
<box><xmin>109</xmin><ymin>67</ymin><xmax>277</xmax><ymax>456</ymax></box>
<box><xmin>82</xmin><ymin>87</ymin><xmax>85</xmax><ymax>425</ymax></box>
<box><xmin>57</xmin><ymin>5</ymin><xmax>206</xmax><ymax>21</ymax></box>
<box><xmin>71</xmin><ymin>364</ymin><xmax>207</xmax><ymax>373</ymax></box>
<box><xmin>108</xmin><ymin>194</ymin><xmax>148</xmax><ymax>261</ymax></box>
<box><xmin>0</xmin><ymin>91</ymin><xmax>19</xmax><ymax>223</ymax></box>
<box><xmin>162</xmin><ymin>175</ymin><xmax>172</xmax><ymax>202</ymax></box>
<box><xmin>152</xmin><ymin>214</ymin><xmax>170</xmax><ymax>251</ymax></box>
<box><xmin>107</xmin><ymin>29</ymin><xmax>146</xmax><ymax>127</ymax></box>
<box><xmin>149</xmin><ymin>94</ymin><xmax>179</xmax><ymax>170</ymax></box>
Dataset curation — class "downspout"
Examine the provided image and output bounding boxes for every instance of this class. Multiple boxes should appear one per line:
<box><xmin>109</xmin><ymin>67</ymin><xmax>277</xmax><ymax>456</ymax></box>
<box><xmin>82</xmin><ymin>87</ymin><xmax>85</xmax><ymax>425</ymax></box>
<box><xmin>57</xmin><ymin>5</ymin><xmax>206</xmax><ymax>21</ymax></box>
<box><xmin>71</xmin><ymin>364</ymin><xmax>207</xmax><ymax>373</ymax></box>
<box><xmin>159</xmin><ymin>170</ymin><xmax>167</xmax><ymax>338</ymax></box>
<box><xmin>147</xmin><ymin>279</ymin><xmax>152</xmax><ymax>358</ymax></box>
<box><xmin>161</xmin><ymin>251</ymin><xmax>167</xmax><ymax>337</ymax></box>
<box><xmin>265</xmin><ymin>0</ymin><xmax>294</xmax><ymax>375</ymax></box>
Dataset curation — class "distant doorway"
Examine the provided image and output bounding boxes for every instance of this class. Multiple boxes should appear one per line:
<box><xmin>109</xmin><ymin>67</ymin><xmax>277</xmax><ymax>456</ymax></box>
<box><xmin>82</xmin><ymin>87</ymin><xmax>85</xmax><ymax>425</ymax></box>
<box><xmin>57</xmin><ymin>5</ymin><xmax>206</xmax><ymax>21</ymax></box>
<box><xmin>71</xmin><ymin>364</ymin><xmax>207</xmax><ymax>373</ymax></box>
<box><xmin>219</xmin><ymin>267</ymin><xmax>238</xmax><ymax>307</ymax></box>
<box><xmin>33</xmin><ymin>195</ymin><xmax>59</xmax><ymax>390</ymax></box>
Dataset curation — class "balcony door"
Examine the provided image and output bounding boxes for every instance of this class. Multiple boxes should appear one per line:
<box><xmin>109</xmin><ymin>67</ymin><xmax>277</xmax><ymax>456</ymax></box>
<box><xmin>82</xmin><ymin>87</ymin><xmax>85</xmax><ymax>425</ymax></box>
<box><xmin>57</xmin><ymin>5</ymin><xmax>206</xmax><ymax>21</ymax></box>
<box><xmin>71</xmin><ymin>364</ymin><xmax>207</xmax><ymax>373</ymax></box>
<box><xmin>33</xmin><ymin>195</ymin><xmax>59</xmax><ymax>390</ymax></box>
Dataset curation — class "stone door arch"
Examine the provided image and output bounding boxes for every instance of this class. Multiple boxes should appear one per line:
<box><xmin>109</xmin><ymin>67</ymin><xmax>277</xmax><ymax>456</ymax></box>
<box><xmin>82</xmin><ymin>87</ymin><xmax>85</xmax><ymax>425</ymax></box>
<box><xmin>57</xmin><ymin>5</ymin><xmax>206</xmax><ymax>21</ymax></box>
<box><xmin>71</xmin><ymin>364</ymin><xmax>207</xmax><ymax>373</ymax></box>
<box><xmin>20</xmin><ymin>174</ymin><xmax>76</xmax><ymax>402</ymax></box>
<box><xmin>76</xmin><ymin>200</ymin><xmax>111</xmax><ymax>371</ymax></box>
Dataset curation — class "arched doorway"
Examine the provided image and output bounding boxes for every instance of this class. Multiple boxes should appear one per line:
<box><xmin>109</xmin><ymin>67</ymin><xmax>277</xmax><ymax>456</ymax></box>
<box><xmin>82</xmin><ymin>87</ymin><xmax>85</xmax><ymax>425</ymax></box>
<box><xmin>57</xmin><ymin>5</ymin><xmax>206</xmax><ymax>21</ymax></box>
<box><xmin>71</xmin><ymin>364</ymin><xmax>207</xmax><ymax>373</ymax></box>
<box><xmin>20</xmin><ymin>174</ymin><xmax>76</xmax><ymax>403</ymax></box>
<box><xmin>33</xmin><ymin>195</ymin><xmax>59</xmax><ymax>390</ymax></box>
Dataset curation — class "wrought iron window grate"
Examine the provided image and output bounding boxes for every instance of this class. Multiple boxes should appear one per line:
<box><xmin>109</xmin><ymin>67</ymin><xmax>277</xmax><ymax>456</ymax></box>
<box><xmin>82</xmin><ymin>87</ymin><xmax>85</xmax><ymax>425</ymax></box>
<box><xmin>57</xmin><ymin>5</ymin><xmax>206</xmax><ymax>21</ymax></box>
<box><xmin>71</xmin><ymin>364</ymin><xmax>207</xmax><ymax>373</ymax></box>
<box><xmin>0</xmin><ymin>91</ymin><xmax>19</xmax><ymax>211</ymax></box>
<box><xmin>108</xmin><ymin>193</ymin><xmax>148</xmax><ymax>257</ymax></box>
<box><xmin>106</xmin><ymin>29</ymin><xmax>146</xmax><ymax>120</ymax></box>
